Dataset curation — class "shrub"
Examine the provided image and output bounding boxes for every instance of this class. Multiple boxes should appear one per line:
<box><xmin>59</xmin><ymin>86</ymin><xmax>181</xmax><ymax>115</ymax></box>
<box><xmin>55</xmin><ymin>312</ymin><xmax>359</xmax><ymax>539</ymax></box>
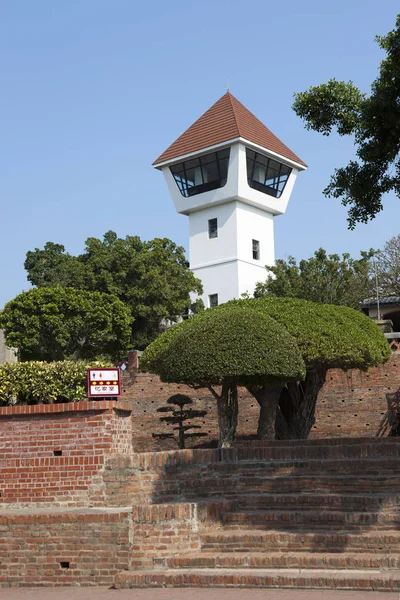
<box><xmin>0</xmin><ymin>360</ymin><xmax>112</xmax><ymax>405</ymax></box>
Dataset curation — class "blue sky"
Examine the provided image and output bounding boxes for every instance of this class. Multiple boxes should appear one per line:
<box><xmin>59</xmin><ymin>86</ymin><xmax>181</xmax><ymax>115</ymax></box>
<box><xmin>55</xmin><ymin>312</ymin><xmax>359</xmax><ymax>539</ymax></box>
<box><xmin>1</xmin><ymin>0</ymin><xmax>399</xmax><ymax>308</ymax></box>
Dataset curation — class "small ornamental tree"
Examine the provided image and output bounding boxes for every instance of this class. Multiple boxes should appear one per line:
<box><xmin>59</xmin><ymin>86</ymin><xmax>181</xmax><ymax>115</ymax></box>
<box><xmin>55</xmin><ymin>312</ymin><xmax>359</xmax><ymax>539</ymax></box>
<box><xmin>0</xmin><ymin>286</ymin><xmax>132</xmax><ymax>362</ymax></box>
<box><xmin>152</xmin><ymin>394</ymin><xmax>208</xmax><ymax>449</ymax></box>
<box><xmin>227</xmin><ymin>297</ymin><xmax>391</xmax><ymax>439</ymax></box>
<box><xmin>141</xmin><ymin>305</ymin><xmax>305</xmax><ymax>448</ymax></box>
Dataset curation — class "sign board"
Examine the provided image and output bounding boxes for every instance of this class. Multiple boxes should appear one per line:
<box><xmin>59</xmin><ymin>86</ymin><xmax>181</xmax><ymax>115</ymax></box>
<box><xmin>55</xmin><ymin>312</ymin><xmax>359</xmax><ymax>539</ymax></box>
<box><xmin>87</xmin><ymin>368</ymin><xmax>121</xmax><ymax>398</ymax></box>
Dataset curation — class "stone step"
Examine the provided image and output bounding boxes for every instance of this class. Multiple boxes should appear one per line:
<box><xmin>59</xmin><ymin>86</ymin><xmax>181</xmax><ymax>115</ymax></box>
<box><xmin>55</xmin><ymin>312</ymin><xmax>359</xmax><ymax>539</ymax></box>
<box><xmin>201</xmin><ymin>529</ymin><xmax>400</xmax><ymax>552</ymax></box>
<box><xmin>240</xmin><ymin>493</ymin><xmax>400</xmax><ymax>511</ymax></box>
<box><xmin>166</xmin><ymin>551</ymin><xmax>400</xmax><ymax>570</ymax></box>
<box><xmin>114</xmin><ymin>567</ymin><xmax>400</xmax><ymax>590</ymax></box>
<box><xmin>221</xmin><ymin>509</ymin><xmax>400</xmax><ymax>530</ymax></box>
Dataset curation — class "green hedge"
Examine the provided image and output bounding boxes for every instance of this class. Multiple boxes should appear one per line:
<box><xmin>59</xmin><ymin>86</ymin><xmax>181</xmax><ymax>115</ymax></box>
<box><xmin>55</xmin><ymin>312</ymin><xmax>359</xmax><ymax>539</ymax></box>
<box><xmin>142</xmin><ymin>304</ymin><xmax>306</xmax><ymax>386</ymax></box>
<box><xmin>0</xmin><ymin>360</ymin><xmax>112</xmax><ymax>405</ymax></box>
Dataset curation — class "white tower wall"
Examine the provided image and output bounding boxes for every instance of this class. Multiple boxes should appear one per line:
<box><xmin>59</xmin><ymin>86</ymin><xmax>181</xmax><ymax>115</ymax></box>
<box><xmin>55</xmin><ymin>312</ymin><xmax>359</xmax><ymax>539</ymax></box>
<box><xmin>190</xmin><ymin>200</ymin><xmax>274</xmax><ymax>306</ymax></box>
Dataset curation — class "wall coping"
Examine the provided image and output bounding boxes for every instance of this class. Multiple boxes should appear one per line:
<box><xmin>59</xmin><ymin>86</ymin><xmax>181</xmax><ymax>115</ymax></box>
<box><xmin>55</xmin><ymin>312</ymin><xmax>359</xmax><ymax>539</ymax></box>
<box><xmin>0</xmin><ymin>400</ymin><xmax>132</xmax><ymax>417</ymax></box>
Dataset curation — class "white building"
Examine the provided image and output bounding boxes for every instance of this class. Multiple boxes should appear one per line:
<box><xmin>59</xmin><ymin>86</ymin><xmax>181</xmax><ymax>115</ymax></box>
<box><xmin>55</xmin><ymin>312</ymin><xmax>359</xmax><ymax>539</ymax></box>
<box><xmin>153</xmin><ymin>92</ymin><xmax>306</xmax><ymax>307</ymax></box>
<box><xmin>0</xmin><ymin>330</ymin><xmax>17</xmax><ymax>365</ymax></box>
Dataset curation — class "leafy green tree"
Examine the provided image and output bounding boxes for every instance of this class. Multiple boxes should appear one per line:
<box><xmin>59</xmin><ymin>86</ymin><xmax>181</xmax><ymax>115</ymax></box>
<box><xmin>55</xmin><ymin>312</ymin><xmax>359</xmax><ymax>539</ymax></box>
<box><xmin>292</xmin><ymin>15</ymin><xmax>400</xmax><ymax>228</ymax></box>
<box><xmin>228</xmin><ymin>297</ymin><xmax>391</xmax><ymax>439</ymax></box>
<box><xmin>255</xmin><ymin>248</ymin><xmax>375</xmax><ymax>308</ymax></box>
<box><xmin>0</xmin><ymin>287</ymin><xmax>132</xmax><ymax>361</ymax></box>
<box><xmin>141</xmin><ymin>305</ymin><xmax>306</xmax><ymax>447</ymax></box>
<box><xmin>153</xmin><ymin>394</ymin><xmax>208</xmax><ymax>449</ymax></box>
<box><xmin>24</xmin><ymin>231</ymin><xmax>203</xmax><ymax>349</ymax></box>
<box><xmin>374</xmin><ymin>233</ymin><xmax>400</xmax><ymax>297</ymax></box>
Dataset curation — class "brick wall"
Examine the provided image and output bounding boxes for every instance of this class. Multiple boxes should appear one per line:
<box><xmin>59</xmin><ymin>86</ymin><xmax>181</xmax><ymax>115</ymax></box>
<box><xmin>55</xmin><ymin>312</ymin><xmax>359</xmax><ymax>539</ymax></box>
<box><xmin>312</xmin><ymin>353</ymin><xmax>400</xmax><ymax>438</ymax></box>
<box><xmin>0</xmin><ymin>510</ymin><xmax>130</xmax><ymax>586</ymax></box>
<box><xmin>0</xmin><ymin>401</ymin><xmax>132</xmax><ymax>507</ymax></box>
<box><xmin>121</xmin><ymin>353</ymin><xmax>400</xmax><ymax>447</ymax></box>
<box><xmin>97</xmin><ymin>438</ymin><xmax>400</xmax><ymax>507</ymax></box>
<box><xmin>121</xmin><ymin>372</ymin><xmax>260</xmax><ymax>451</ymax></box>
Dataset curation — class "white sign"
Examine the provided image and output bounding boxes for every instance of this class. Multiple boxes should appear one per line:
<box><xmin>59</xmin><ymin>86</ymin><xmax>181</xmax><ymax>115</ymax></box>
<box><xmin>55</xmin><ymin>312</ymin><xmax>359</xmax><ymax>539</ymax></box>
<box><xmin>87</xmin><ymin>368</ymin><xmax>121</xmax><ymax>397</ymax></box>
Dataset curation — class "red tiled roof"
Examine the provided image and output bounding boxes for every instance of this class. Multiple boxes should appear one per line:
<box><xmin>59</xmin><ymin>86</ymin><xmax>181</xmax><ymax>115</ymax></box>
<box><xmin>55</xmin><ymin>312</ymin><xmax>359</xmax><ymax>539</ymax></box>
<box><xmin>153</xmin><ymin>92</ymin><xmax>306</xmax><ymax>168</ymax></box>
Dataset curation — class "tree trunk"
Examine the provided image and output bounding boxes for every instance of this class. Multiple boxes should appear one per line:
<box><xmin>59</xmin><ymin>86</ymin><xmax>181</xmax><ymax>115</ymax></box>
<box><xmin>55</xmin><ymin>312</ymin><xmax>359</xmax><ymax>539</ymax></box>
<box><xmin>247</xmin><ymin>384</ymin><xmax>284</xmax><ymax>440</ymax></box>
<box><xmin>217</xmin><ymin>378</ymin><xmax>239</xmax><ymax>448</ymax></box>
<box><xmin>275</xmin><ymin>367</ymin><xmax>328</xmax><ymax>439</ymax></box>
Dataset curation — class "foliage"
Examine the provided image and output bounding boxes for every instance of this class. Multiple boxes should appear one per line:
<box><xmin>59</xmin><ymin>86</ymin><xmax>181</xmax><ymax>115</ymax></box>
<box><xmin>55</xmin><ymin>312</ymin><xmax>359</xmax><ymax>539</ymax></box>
<box><xmin>142</xmin><ymin>304</ymin><xmax>305</xmax><ymax>447</ymax></box>
<box><xmin>374</xmin><ymin>233</ymin><xmax>400</xmax><ymax>297</ymax></box>
<box><xmin>152</xmin><ymin>394</ymin><xmax>207</xmax><ymax>449</ymax></box>
<box><xmin>0</xmin><ymin>286</ymin><xmax>132</xmax><ymax>361</ymax></box>
<box><xmin>292</xmin><ymin>15</ymin><xmax>400</xmax><ymax>228</ymax></box>
<box><xmin>24</xmin><ymin>231</ymin><xmax>203</xmax><ymax>349</ymax></box>
<box><xmin>226</xmin><ymin>296</ymin><xmax>390</xmax><ymax>440</ymax></box>
<box><xmin>141</xmin><ymin>305</ymin><xmax>306</xmax><ymax>387</ymax></box>
<box><xmin>255</xmin><ymin>248</ymin><xmax>375</xmax><ymax>309</ymax></box>
<box><xmin>0</xmin><ymin>360</ymin><xmax>111</xmax><ymax>405</ymax></box>
<box><xmin>229</xmin><ymin>296</ymin><xmax>391</xmax><ymax>370</ymax></box>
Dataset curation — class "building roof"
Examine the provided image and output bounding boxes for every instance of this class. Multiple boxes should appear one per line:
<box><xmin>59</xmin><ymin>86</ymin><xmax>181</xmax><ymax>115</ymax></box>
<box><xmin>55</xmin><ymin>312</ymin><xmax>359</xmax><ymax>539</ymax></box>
<box><xmin>361</xmin><ymin>296</ymin><xmax>400</xmax><ymax>307</ymax></box>
<box><xmin>153</xmin><ymin>92</ymin><xmax>307</xmax><ymax>168</ymax></box>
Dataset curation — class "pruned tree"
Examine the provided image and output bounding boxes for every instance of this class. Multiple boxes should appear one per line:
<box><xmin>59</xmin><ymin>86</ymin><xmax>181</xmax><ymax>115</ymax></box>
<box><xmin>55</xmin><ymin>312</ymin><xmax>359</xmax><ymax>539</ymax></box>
<box><xmin>292</xmin><ymin>15</ymin><xmax>400</xmax><ymax>228</ymax></box>
<box><xmin>0</xmin><ymin>286</ymin><xmax>132</xmax><ymax>362</ymax></box>
<box><xmin>227</xmin><ymin>297</ymin><xmax>391</xmax><ymax>439</ymax></box>
<box><xmin>152</xmin><ymin>394</ymin><xmax>207</xmax><ymax>449</ymax></box>
<box><xmin>141</xmin><ymin>304</ymin><xmax>306</xmax><ymax>448</ymax></box>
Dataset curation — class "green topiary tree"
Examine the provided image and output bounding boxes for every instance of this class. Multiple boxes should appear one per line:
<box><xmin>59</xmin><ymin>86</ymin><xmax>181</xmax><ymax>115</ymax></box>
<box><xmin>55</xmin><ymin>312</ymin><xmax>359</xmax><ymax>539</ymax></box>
<box><xmin>227</xmin><ymin>297</ymin><xmax>391</xmax><ymax>439</ymax></box>
<box><xmin>141</xmin><ymin>304</ymin><xmax>306</xmax><ymax>448</ymax></box>
<box><xmin>0</xmin><ymin>286</ymin><xmax>132</xmax><ymax>362</ymax></box>
<box><xmin>152</xmin><ymin>394</ymin><xmax>208</xmax><ymax>449</ymax></box>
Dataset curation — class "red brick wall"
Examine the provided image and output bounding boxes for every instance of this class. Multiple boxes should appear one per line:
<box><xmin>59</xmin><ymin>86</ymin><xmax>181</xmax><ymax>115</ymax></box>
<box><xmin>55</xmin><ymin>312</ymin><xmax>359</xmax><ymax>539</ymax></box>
<box><xmin>100</xmin><ymin>438</ymin><xmax>400</xmax><ymax>506</ymax></box>
<box><xmin>0</xmin><ymin>401</ymin><xmax>132</xmax><ymax>507</ymax></box>
<box><xmin>121</xmin><ymin>353</ymin><xmax>400</xmax><ymax>448</ymax></box>
<box><xmin>312</xmin><ymin>353</ymin><xmax>400</xmax><ymax>438</ymax></box>
<box><xmin>121</xmin><ymin>372</ymin><xmax>259</xmax><ymax>451</ymax></box>
<box><xmin>0</xmin><ymin>511</ymin><xmax>130</xmax><ymax>586</ymax></box>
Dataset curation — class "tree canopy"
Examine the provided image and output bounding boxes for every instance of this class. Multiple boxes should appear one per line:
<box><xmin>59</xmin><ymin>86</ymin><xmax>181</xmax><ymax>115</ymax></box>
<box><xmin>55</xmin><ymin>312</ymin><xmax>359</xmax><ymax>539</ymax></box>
<box><xmin>374</xmin><ymin>233</ymin><xmax>400</xmax><ymax>297</ymax></box>
<box><xmin>0</xmin><ymin>286</ymin><xmax>132</xmax><ymax>361</ymax></box>
<box><xmin>231</xmin><ymin>296</ymin><xmax>390</xmax><ymax>371</ymax></box>
<box><xmin>24</xmin><ymin>231</ymin><xmax>203</xmax><ymax>348</ymax></box>
<box><xmin>292</xmin><ymin>15</ymin><xmax>400</xmax><ymax>228</ymax></box>
<box><xmin>143</xmin><ymin>297</ymin><xmax>390</xmax><ymax>443</ymax></box>
<box><xmin>228</xmin><ymin>296</ymin><xmax>390</xmax><ymax>439</ymax></box>
<box><xmin>141</xmin><ymin>304</ymin><xmax>305</xmax><ymax>447</ymax></box>
<box><xmin>255</xmin><ymin>248</ymin><xmax>375</xmax><ymax>309</ymax></box>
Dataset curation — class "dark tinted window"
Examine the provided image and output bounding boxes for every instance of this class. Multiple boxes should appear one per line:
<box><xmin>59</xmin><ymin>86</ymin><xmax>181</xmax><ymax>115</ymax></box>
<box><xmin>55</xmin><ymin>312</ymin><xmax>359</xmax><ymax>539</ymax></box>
<box><xmin>246</xmin><ymin>148</ymin><xmax>291</xmax><ymax>198</ymax></box>
<box><xmin>208</xmin><ymin>218</ymin><xmax>218</xmax><ymax>239</ymax></box>
<box><xmin>170</xmin><ymin>148</ymin><xmax>230</xmax><ymax>198</ymax></box>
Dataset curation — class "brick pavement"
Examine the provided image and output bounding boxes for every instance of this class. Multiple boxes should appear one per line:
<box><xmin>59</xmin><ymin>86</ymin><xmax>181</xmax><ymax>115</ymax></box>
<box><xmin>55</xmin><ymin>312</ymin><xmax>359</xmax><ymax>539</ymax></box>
<box><xmin>0</xmin><ymin>589</ymin><xmax>398</xmax><ymax>600</ymax></box>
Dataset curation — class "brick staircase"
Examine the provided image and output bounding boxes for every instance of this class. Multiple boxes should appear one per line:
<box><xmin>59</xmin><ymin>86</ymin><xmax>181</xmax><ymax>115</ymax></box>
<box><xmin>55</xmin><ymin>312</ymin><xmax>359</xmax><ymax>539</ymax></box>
<box><xmin>116</xmin><ymin>438</ymin><xmax>400</xmax><ymax>591</ymax></box>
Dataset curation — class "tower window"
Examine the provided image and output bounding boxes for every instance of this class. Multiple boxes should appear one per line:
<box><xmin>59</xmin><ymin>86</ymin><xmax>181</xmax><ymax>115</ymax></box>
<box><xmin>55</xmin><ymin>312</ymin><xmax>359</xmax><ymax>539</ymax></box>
<box><xmin>252</xmin><ymin>240</ymin><xmax>260</xmax><ymax>260</ymax></box>
<box><xmin>170</xmin><ymin>148</ymin><xmax>230</xmax><ymax>198</ymax></box>
<box><xmin>246</xmin><ymin>148</ymin><xmax>291</xmax><ymax>198</ymax></box>
<box><xmin>208</xmin><ymin>218</ymin><xmax>218</xmax><ymax>239</ymax></box>
<box><xmin>209</xmin><ymin>294</ymin><xmax>219</xmax><ymax>308</ymax></box>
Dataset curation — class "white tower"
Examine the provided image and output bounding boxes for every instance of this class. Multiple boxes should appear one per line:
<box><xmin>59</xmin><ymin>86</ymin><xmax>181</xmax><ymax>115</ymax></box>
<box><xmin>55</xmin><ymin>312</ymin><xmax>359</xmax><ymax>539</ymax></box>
<box><xmin>153</xmin><ymin>93</ymin><xmax>306</xmax><ymax>308</ymax></box>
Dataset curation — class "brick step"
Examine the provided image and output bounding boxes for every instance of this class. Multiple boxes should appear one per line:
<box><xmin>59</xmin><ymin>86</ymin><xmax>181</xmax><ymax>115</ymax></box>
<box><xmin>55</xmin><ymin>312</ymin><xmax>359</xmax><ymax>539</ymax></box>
<box><xmin>159</xmin><ymin>475</ymin><xmax>400</xmax><ymax>504</ymax></box>
<box><xmin>201</xmin><ymin>529</ymin><xmax>400</xmax><ymax>552</ymax></box>
<box><xmin>221</xmin><ymin>509</ymin><xmax>400</xmax><ymax>530</ymax></box>
<box><xmin>209</xmin><ymin>457</ymin><xmax>400</xmax><ymax>473</ymax></box>
<box><xmin>114</xmin><ymin>567</ymin><xmax>400</xmax><ymax>590</ymax></box>
<box><xmin>239</xmin><ymin>493</ymin><xmax>400</xmax><ymax>511</ymax></box>
<box><xmin>166</xmin><ymin>551</ymin><xmax>400</xmax><ymax>570</ymax></box>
